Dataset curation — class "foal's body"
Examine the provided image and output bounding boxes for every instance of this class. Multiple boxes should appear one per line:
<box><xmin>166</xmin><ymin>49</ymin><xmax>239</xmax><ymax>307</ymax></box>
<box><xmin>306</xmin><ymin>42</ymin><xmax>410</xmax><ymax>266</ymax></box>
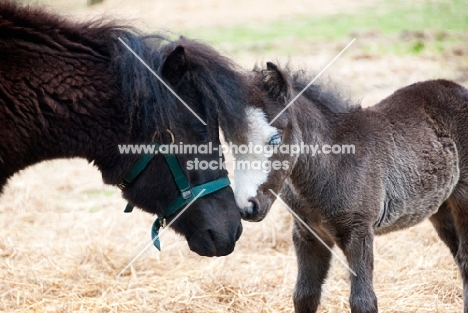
<box><xmin>292</xmin><ymin>80</ymin><xmax>462</xmax><ymax>234</ymax></box>
<box><xmin>286</xmin><ymin>79</ymin><xmax>466</xmax><ymax>312</ymax></box>
<box><xmin>237</xmin><ymin>63</ymin><xmax>468</xmax><ymax>312</ymax></box>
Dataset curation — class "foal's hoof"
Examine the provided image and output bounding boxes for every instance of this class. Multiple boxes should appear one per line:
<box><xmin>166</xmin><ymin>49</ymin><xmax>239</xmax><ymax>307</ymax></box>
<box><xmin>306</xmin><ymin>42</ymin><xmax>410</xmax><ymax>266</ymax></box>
<box><xmin>350</xmin><ymin>294</ymin><xmax>378</xmax><ymax>313</ymax></box>
<box><xmin>240</xmin><ymin>198</ymin><xmax>265</xmax><ymax>222</ymax></box>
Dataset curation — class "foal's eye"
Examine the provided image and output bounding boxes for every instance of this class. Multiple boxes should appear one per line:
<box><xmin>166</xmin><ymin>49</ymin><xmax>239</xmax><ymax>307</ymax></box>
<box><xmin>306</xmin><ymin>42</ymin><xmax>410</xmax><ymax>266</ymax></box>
<box><xmin>268</xmin><ymin>133</ymin><xmax>282</xmax><ymax>146</ymax></box>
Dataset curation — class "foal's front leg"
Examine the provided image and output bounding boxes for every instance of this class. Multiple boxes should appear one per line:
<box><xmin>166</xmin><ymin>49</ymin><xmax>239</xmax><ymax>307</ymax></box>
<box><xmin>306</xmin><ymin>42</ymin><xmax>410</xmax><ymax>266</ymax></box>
<box><xmin>333</xmin><ymin>216</ymin><xmax>378</xmax><ymax>313</ymax></box>
<box><xmin>292</xmin><ymin>220</ymin><xmax>334</xmax><ymax>313</ymax></box>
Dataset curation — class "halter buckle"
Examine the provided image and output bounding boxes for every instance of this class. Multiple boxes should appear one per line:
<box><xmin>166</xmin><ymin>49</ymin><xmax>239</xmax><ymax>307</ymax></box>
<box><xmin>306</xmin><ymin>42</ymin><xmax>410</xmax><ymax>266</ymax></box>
<box><xmin>117</xmin><ymin>182</ymin><xmax>128</xmax><ymax>190</ymax></box>
<box><xmin>160</xmin><ymin>218</ymin><xmax>167</xmax><ymax>228</ymax></box>
<box><xmin>181</xmin><ymin>190</ymin><xmax>192</xmax><ymax>200</ymax></box>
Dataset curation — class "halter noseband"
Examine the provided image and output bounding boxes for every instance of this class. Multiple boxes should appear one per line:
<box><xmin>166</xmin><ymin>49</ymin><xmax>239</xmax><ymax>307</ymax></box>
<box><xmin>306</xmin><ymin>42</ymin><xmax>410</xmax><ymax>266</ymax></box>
<box><xmin>118</xmin><ymin>130</ymin><xmax>231</xmax><ymax>250</ymax></box>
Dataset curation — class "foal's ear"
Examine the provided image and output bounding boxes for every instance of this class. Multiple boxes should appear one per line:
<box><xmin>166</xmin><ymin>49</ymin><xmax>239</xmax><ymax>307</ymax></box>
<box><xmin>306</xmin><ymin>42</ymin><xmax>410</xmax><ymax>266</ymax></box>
<box><xmin>162</xmin><ymin>45</ymin><xmax>189</xmax><ymax>86</ymax></box>
<box><xmin>262</xmin><ymin>62</ymin><xmax>290</xmax><ymax>105</ymax></box>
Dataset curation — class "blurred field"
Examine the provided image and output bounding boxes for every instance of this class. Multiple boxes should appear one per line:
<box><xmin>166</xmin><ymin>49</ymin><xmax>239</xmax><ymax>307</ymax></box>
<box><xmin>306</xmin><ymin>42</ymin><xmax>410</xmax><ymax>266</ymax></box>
<box><xmin>2</xmin><ymin>0</ymin><xmax>468</xmax><ymax>312</ymax></box>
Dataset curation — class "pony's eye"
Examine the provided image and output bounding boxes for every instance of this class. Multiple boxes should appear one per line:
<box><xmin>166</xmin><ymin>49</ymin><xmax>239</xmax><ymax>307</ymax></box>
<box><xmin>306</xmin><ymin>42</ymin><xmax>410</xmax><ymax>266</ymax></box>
<box><xmin>268</xmin><ymin>133</ymin><xmax>282</xmax><ymax>146</ymax></box>
<box><xmin>198</xmin><ymin>134</ymin><xmax>208</xmax><ymax>143</ymax></box>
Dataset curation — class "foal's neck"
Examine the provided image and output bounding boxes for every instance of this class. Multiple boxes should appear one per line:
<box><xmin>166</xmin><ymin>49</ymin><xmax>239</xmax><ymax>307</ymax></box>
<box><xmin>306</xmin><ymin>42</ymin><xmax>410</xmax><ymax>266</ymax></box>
<box><xmin>295</xmin><ymin>99</ymin><xmax>336</xmax><ymax>146</ymax></box>
<box><xmin>291</xmin><ymin>99</ymin><xmax>352</xmax><ymax>187</ymax></box>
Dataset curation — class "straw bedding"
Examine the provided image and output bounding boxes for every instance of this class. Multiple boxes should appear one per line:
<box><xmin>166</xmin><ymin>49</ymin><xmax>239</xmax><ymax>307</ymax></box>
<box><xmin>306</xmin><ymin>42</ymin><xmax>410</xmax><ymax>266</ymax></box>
<box><xmin>1</xmin><ymin>1</ymin><xmax>467</xmax><ymax>311</ymax></box>
<box><xmin>0</xmin><ymin>158</ymin><xmax>462</xmax><ymax>312</ymax></box>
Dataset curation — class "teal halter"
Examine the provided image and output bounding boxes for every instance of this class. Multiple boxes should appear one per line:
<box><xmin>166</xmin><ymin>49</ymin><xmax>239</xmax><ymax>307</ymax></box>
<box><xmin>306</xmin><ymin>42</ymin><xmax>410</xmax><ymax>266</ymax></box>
<box><xmin>117</xmin><ymin>137</ymin><xmax>231</xmax><ymax>251</ymax></box>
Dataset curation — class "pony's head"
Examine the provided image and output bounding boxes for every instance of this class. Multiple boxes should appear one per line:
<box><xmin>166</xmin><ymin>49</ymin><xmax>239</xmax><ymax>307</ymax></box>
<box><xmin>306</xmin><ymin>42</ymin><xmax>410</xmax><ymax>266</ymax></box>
<box><xmin>233</xmin><ymin>62</ymin><xmax>301</xmax><ymax>222</ymax></box>
<box><xmin>110</xmin><ymin>35</ymin><xmax>249</xmax><ymax>256</ymax></box>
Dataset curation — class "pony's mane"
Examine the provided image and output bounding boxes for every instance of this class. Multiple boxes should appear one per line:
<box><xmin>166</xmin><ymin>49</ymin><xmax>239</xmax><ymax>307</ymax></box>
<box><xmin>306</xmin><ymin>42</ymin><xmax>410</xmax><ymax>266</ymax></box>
<box><xmin>110</xmin><ymin>33</ymin><xmax>178</xmax><ymax>138</ymax></box>
<box><xmin>1</xmin><ymin>1</ymin><xmax>248</xmax><ymax>141</ymax></box>
<box><xmin>113</xmin><ymin>34</ymin><xmax>249</xmax><ymax>141</ymax></box>
<box><xmin>168</xmin><ymin>37</ymin><xmax>249</xmax><ymax>142</ymax></box>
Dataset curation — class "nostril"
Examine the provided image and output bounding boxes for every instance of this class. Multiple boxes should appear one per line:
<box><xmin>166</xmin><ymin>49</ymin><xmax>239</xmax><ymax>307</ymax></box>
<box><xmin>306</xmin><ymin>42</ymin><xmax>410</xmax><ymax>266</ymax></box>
<box><xmin>249</xmin><ymin>197</ymin><xmax>260</xmax><ymax>211</ymax></box>
<box><xmin>241</xmin><ymin>196</ymin><xmax>267</xmax><ymax>222</ymax></box>
<box><xmin>241</xmin><ymin>197</ymin><xmax>260</xmax><ymax>217</ymax></box>
<box><xmin>242</xmin><ymin>201</ymin><xmax>256</xmax><ymax>215</ymax></box>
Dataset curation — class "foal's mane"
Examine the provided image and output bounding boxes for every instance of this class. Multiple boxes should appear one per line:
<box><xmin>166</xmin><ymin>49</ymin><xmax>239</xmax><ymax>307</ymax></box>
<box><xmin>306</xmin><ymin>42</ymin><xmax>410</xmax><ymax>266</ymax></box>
<box><xmin>1</xmin><ymin>1</ymin><xmax>248</xmax><ymax>141</ymax></box>
<box><xmin>290</xmin><ymin>69</ymin><xmax>361</xmax><ymax>114</ymax></box>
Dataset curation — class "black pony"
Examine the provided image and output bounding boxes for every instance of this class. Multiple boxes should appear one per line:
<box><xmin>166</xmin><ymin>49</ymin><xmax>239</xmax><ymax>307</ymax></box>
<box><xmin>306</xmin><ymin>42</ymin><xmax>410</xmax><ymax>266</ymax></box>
<box><xmin>0</xmin><ymin>1</ymin><xmax>248</xmax><ymax>257</ymax></box>
<box><xmin>235</xmin><ymin>62</ymin><xmax>468</xmax><ymax>312</ymax></box>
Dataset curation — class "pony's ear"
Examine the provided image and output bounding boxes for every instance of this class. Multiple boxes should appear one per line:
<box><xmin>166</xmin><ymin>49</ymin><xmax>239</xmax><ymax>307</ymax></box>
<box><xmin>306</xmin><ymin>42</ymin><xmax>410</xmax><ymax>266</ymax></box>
<box><xmin>262</xmin><ymin>62</ymin><xmax>290</xmax><ymax>105</ymax></box>
<box><xmin>162</xmin><ymin>45</ymin><xmax>189</xmax><ymax>86</ymax></box>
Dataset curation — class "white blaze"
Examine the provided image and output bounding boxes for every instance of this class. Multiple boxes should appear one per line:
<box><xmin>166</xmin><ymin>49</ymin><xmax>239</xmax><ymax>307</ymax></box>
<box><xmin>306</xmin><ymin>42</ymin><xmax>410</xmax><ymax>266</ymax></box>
<box><xmin>234</xmin><ymin>107</ymin><xmax>278</xmax><ymax>207</ymax></box>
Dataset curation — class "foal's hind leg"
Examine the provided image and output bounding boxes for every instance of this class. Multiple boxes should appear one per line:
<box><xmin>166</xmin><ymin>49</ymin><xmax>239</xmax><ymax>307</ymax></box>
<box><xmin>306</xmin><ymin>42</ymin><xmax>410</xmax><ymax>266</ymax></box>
<box><xmin>448</xmin><ymin>194</ymin><xmax>468</xmax><ymax>313</ymax></box>
<box><xmin>429</xmin><ymin>201</ymin><xmax>459</xmax><ymax>257</ymax></box>
<box><xmin>292</xmin><ymin>219</ymin><xmax>334</xmax><ymax>313</ymax></box>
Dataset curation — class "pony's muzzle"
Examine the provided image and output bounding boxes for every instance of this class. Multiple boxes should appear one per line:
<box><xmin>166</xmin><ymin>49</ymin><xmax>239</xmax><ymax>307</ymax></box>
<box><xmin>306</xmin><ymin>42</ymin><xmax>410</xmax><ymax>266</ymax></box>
<box><xmin>235</xmin><ymin>222</ymin><xmax>243</xmax><ymax>241</ymax></box>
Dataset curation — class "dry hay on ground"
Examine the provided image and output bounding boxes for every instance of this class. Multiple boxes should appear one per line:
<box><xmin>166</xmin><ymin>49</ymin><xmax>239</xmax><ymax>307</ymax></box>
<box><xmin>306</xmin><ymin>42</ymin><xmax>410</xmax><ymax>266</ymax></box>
<box><xmin>0</xmin><ymin>159</ymin><xmax>463</xmax><ymax>312</ymax></box>
<box><xmin>2</xmin><ymin>0</ymin><xmax>468</xmax><ymax>312</ymax></box>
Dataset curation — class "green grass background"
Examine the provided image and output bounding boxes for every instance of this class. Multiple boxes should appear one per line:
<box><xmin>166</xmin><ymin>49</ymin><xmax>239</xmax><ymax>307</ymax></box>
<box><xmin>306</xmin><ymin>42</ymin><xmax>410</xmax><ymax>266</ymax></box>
<box><xmin>183</xmin><ymin>0</ymin><xmax>468</xmax><ymax>57</ymax></box>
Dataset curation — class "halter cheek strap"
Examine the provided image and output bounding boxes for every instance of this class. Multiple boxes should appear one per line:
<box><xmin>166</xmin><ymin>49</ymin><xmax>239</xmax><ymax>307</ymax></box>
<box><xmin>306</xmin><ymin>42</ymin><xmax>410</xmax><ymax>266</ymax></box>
<box><xmin>118</xmin><ymin>141</ymin><xmax>231</xmax><ymax>251</ymax></box>
<box><xmin>151</xmin><ymin>176</ymin><xmax>230</xmax><ymax>250</ymax></box>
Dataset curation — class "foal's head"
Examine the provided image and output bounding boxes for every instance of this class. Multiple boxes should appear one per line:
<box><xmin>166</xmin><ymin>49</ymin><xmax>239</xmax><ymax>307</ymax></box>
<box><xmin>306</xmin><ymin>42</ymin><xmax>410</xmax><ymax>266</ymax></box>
<box><xmin>234</xmin><ymin>62</ymin><xmax>300</xmax><ymax>221</ymax></box>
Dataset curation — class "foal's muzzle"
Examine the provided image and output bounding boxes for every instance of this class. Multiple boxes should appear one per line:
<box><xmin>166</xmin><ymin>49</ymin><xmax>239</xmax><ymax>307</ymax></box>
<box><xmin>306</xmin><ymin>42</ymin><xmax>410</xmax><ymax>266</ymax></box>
<box><xmin>241</xmin><ymin>196</ymin><xmax>265</xmax><ymax>222</ymax></box>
